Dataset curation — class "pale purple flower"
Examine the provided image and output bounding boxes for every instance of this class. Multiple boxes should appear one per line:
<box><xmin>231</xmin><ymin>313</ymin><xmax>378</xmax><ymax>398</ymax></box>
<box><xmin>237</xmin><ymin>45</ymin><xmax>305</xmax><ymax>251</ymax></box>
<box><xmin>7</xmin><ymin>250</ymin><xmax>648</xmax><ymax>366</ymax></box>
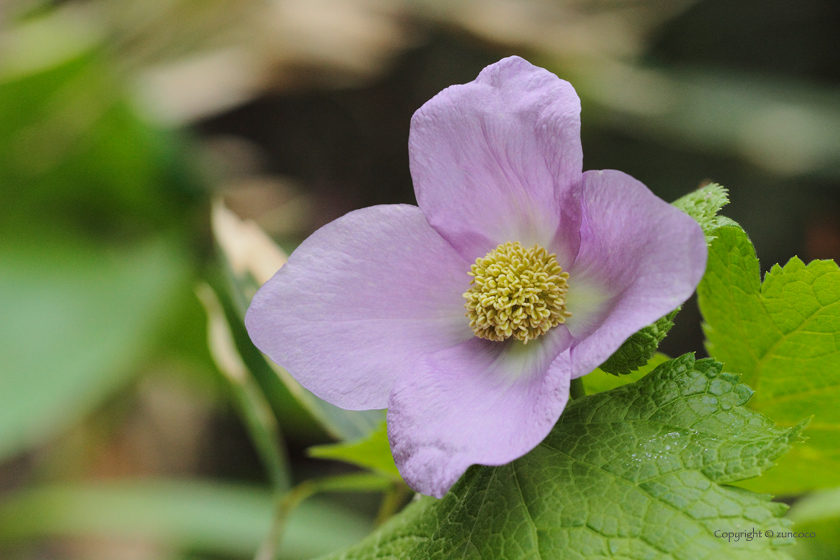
<box><xmin>245</xmin><ymin>56</ymin><xmax>707</xmax><ymax>498</ymax></box>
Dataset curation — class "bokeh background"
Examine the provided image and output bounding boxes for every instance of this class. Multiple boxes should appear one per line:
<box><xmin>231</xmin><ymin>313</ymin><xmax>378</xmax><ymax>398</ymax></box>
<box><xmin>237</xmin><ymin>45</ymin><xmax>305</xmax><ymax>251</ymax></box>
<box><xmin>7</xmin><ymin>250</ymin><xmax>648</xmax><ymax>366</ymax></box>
<box><xmin>1</xmin><ymin>1</ymin><xmax>839</xmax><ymax>559</ymax></box>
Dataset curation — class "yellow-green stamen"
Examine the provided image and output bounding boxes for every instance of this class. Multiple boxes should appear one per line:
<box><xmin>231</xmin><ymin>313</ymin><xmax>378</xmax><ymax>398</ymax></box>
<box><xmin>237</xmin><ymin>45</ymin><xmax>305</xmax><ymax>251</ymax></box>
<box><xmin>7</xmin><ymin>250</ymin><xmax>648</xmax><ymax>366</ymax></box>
<box><xmin>464</xmin><ymin>241</ymin><xmax>571</xmax><ymax>344</ymax></box>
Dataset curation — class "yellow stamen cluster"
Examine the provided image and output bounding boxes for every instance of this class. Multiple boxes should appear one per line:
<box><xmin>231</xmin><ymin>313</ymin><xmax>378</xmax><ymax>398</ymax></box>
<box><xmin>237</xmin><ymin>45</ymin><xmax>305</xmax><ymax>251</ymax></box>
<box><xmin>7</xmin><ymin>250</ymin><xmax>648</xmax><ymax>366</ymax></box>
<box><xmin>464</xmin><ymin>241</ymin><xmax>571</xmax><ymax>344</ymax></box>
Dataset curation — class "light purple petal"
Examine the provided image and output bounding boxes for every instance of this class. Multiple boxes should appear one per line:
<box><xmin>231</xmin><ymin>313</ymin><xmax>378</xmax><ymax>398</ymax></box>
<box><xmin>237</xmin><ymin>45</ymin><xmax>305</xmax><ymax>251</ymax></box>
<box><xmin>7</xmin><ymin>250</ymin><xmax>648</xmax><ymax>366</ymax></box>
<box><xmin>388</xmin><ymin>327</ymin><xmax>573</xmax><ymax>498</ymax></box>
<box><xmin>565</xmin><ymin>170</ymin><xmax>708</xmax><ymax>379</ymax></box>
<box><xmin>245</xmin><ymin>204</ymin><xmax>473</xmax><ymax>410</ymax></box>
<box><xmin>409</xmin><ymin>55</ymin><xmax>583</xmax><ymax>267</ymax></box>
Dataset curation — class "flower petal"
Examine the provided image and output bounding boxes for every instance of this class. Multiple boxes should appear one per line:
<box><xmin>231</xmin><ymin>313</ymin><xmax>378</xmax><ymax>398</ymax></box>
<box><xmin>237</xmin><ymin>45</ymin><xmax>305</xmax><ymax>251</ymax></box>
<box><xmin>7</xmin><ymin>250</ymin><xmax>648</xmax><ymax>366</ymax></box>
<box><xmin>564</xmin><ymin>170</ymin><xmax>708</xmax><ymax>379</ymax></box>
<box><xmin>387</xmin><ymin>327</ymin><xmax>573</xmax><ymax>498</ymax></box>
<box><xmin>409</xmin><ymin>56</ymin><xmax>583</xmax><ymax>266</ymax></box>
<box><xmin>245</xmin><ymin>204</ymin><xmax>473</xmax><ymax>410</ymax></box>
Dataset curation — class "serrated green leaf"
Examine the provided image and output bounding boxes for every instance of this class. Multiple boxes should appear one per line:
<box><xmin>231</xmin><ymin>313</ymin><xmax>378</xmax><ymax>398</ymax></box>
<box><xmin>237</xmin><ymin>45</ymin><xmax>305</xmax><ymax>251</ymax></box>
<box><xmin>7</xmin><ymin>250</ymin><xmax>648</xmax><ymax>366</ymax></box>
<box><xmin>673</xmin><ymin>183</ymin><xmax>736</xmax><ymax>243</ymax></box>
<box><xmin>698</xmin><ymin>226</ymin><xmax>840</xmax><ymax>494</ymax></box>
<box><xmin>585</xmin><ymin>352</ymin><xmax>671</xmax><ymax>394</ymax></box>
<box><xmin>309</xmin><ymin>421</ymin><xmax>401</xmax><ymax>480</ymax></box>
<box><xmin>320</xmin><ymin>354</ymin><xmax>802</xmax><ymax>560</ymax></box>
<box><xmin>600</xmin><ymin>310</ymin><xmax>678</xmax><ymax>375</ymax></box>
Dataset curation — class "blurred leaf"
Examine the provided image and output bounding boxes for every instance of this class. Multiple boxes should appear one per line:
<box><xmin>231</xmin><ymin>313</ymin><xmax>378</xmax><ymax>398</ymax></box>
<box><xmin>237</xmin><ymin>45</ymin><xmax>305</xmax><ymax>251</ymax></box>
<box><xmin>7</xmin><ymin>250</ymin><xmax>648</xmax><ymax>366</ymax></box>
<box><xmin>212</xmin><ymin>200</ymin><xmax>287</xmax><ymax>316</ymax></box>
<box><xmin>0</xmin><ymin>26</ymin><xmax>195</xmax><ymax>241</ymax></box>
<box><xmin>599</xmin><ymin>310</ymin><xmax>678</xmax><ymax>376</ymax></box>
<box><xmin>786</xmin><ymin>486</ymin><xmax>840</xmax><ymax>560</ymax></box>
<box><xmin>583</xmin><ymin>352</ymin><xmax>670</xmax><ymax>394</ymax></box>
<box><xmin>0</xmin><ymin>479</ymin><xmax>371</xmax><ymax>559</ymax></box>
<box><xmin>212</xmin><ymin>201</ymin><xmax>385</xmax><ymax>441</ymax></box>
<box><xmin>698</xmin><ymin>226</ymin><xmax>840</xmax><ymax>494</ymax></box>
<box><xmin>0</xmin><ymin>237</ymin><xmax>189</xmax><ymax>462</ymax></box>
<box><xmin>196</xmin><ymin>282</ymin><xmax>291</xmax><ymax>491</ymax></box>
<box><xmin>299</xmin><ymin>472</ymin><xmax>394</xmax><ymax>493</ymax></box>
<box><xmin>0</xmin><ymin>5</ymin><xmax>104</xmax><ymax>81</ymax></box>
<box><xmin>309</xmin><ymin>421</ymin><xmax>401</xmax><ymax>480</ymax></box>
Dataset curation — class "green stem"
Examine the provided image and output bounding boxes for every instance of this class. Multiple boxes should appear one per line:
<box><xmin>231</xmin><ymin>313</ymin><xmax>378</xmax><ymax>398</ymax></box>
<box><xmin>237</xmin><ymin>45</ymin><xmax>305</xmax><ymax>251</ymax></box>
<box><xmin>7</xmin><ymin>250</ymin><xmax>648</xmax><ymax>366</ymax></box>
<box><xmin>256</xmin><ymin>473</ymin><xmax>393</xmax><ymax>560</ymax></box>
<box><xmin>569</xmin><ymin>377</ymin><xmax>586</xmax><ymax>400</ymax></box>
<box><xmin>255</xmin><ymin>483</ymin><xmax>314</xmax><ymax>560</ymax></box>
<box><xmin>374</xmin><ymin>482</ymin><xmax>413</xmax><ymax>527</ymax></box>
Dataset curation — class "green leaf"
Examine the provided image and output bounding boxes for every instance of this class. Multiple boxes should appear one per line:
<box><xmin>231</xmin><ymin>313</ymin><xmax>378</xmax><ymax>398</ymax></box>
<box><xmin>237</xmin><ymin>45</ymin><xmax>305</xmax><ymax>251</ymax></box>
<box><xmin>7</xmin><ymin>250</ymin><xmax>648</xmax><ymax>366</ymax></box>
<box><xmin>786</xmin><ymin>486</ymin><xmax>840</xmax><ymax>560</ymax></box>
<box><xmin>600</xmin><ymin>310</ymin><xmax>678</xmax><ymax>375</ymax></box>
<box><xmin>698</xmin><ymin>226</ymin><xmax>840</xmax><ymax>494</ymax></box>
<box><xmin>0</xmin><ymin>479</ymin><xmax>371</xmax><ymax>559</ymax></box>
<box><xmin>0</xmin><ymin>237</ymin><xmax>189</xmax><ymax>462</ymax></box>
<box><xmin>672</xmin><ymin>183</ymin><xmax>735</xmax><ymax>243</ymax></box>
<box><xmin>320</xmin><ymin>354</ymin><xmax>802</xmax><ymax>560</ymax></box>
<box><xmin>309</xmin><ymin>421</ymin><xmax>402</xmax><ymax>480</ymax></box>
<box><xmin>584</xmin><ymin>352</ymin><xmax>671</xmax><ymax>394</ymax></box>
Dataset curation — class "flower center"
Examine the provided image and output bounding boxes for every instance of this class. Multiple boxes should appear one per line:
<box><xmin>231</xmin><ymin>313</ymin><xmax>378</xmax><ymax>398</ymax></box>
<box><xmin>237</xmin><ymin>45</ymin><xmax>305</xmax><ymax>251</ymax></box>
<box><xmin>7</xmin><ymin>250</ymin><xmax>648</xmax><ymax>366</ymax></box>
<box><xmin>464</xmin><ymin>241</ymin><xmax>571</xmax><ymax>344</ymax></box>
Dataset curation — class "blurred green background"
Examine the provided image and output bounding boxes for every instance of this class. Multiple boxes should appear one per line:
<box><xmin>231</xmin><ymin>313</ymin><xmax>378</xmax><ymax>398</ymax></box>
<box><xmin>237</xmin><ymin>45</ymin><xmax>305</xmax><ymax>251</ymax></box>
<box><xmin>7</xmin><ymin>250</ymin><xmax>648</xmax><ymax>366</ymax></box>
<box><xmin>1</xmin><ymin>1</ymin><xmax>839</xmax><ymax>559</ymax></box>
